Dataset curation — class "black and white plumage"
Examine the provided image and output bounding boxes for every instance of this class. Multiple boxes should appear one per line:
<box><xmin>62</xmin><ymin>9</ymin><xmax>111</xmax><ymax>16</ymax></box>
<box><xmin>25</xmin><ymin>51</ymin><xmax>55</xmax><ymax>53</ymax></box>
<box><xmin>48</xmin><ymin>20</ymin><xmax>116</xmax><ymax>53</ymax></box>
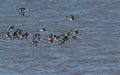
<box><xmin>19</xmin><ymin>7</ymin><xmax>25</xmax><ymax>16</ymax></box>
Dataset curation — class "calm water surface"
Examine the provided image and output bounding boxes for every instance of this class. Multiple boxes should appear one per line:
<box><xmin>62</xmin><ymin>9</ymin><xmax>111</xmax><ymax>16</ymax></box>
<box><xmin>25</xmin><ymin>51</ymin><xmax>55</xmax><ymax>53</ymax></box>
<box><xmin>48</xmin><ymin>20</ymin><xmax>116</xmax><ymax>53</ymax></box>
<box><xmin>0</xmin><ymin>0</ymin><xmax>120</xmax><ymax>75</ymax></box>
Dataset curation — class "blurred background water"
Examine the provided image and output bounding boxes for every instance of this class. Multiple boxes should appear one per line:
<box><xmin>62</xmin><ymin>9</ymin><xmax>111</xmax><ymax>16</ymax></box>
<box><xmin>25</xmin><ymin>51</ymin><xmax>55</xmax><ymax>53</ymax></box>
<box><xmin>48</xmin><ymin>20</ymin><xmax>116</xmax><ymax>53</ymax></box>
<box><xmin>0</xmin><ymin>0</ymin><xmax>120</xmax><ymax>75</ymax></box>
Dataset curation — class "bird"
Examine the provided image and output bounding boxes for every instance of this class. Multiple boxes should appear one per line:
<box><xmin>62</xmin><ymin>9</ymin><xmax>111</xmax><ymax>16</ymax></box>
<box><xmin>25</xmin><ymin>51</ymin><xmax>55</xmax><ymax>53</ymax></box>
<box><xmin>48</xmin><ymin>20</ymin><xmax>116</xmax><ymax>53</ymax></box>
<box><xmin>12</xmin><ymin>29</ymin><xmax>22</xmax><ymax>38</ymax></box>
<box><xmin>5</xmin><ymin>32</ymin><xmax>14</xmax><ymax>39</ymax></box>
<box><xmin>69</xmin><ymin>15</ymin><xmax>75</xmax><ymax>21</ymax></box>
<box><xmin>7</xmin><ymin>25</ymin><xmax>14</xmax><ymax>31</ymax></box>
<box><xmin>47</xmin><ymin>34</ymin><xmax>53</xmax><ymax>43</ymax></box>
<box><xmin>58</xmin><ymin>34</ymin><xmax>69</xmax><ymax>45</ymax></box>
<box><xmin>31</xmin><ymin>40</ymin><xmax>38</xmax><ymax>46</ymax></box>
<box><xmin>71</xmin><ymin>36</ymin><xmax>77</xmax><ymax>40</ymax></box>
<box><xmin>19</xmin><ymin>7</ymin><xmax>25</xmax><ymax>16</ymax></box>
<box><xmin>64</xmin><ymin>32</ymin><xmax>70</xmax><ymax>36</ymax></box>
<box><xmin>73</xmin><ymin>30</ymin><xmax>78</xmax><ymax>35</ymax></box>
<box><xmin>19</xmin><ymin>32</ymin><xmax>29</xmax><ymax>39</ymax></box>
<box><xmin>23</xmin><ymin>33</ymin><xmax>29</xmax><ymax>39</ymax></box>
<box><xmin>40</xmin><ymin>28</ymin><xmax>46</xmax><ymax>32</ymax></box>
<box><xmin>32</xmin><ymin>34</ymin><xmax>40</xmax><ymax>40</ymax></box>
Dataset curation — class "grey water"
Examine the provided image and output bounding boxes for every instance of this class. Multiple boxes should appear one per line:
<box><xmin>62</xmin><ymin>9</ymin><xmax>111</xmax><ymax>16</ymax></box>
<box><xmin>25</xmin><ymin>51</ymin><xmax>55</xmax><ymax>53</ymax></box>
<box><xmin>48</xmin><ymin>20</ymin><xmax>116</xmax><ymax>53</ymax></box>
<box><xmin>0</xmin><ymin>0</ymin><xmax>120</xmax><ymax>75</ymax></box>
